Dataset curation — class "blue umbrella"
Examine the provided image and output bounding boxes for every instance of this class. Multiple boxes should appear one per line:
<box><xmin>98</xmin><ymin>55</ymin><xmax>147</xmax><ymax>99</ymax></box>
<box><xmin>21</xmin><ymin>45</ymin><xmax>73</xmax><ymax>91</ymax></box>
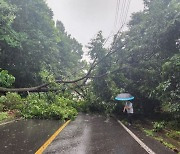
<box><xmin>115</xmin><ymin>93</ymin><xmax>134</xmax><ymax>101</ymax></box>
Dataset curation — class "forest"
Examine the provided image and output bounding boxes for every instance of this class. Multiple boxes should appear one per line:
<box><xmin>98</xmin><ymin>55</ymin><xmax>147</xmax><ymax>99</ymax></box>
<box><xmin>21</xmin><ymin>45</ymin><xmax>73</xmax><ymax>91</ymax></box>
<box><xmin>0</xmin><ymin>0</ymin><xmax>179</xmax><ymax>151</ymax></box>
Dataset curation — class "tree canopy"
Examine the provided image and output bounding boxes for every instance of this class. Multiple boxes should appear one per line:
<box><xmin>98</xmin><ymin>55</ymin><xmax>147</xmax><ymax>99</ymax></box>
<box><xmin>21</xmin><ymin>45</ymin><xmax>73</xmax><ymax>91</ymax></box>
<box><xmin>0</xmin><ymin>0</ymin><xmax>179</xmax><ymax>120</ymax></box>
<box><xmin>85</xmin><ymin>0</ymin><xmax>180</xmax><ymax>118</ymax></box>
<box><xmin>0</xmin><ymin>0</ymin><xmax>84</xmax><ymax>88</ymax></box>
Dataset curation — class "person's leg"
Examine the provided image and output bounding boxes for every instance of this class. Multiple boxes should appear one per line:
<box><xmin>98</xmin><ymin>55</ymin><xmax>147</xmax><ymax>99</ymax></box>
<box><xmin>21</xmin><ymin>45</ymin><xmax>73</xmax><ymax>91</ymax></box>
<box><xmin>127</xmin><ymin>113</ymin><xmax>130</xmax><ymax>125</ymax></box>
<box><xmin>128</xmin><ymin>113</ymin><xmax>132</xmax><ymax>125</ymax></box>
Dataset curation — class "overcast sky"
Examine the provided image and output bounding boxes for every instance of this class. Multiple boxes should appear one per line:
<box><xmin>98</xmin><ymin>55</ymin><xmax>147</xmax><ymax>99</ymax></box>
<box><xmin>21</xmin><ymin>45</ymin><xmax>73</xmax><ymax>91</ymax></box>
<box><xmin>46</xmin><ymin>0</ymin><xmax>144</xmax><ymax>47</ymax></box>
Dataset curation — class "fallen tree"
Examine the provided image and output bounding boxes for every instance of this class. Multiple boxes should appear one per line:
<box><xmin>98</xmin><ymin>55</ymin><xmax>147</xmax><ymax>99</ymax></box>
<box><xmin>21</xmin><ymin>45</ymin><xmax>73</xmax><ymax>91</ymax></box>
<box><xmin>0</xmin><ymin>31</ymin><xmax>124</xmax><ymax>93</ymax></box>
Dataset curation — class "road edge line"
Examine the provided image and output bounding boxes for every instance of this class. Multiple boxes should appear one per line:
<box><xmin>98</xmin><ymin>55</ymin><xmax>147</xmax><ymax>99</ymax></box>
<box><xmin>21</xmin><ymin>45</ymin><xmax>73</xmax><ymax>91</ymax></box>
<box><xmin>117</xmin><ymin>120</ymin><xmax>156</xmax><ymax>154</ymax></box>
<box><xmin>35</xmin><ymin>120</ymin><xmax>71</xmax><ymax>154</ymax></box>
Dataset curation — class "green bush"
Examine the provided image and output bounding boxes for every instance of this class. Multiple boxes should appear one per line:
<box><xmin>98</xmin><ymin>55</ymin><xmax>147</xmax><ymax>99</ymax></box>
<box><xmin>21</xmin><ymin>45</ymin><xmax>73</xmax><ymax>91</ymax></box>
<box><xmin>3</xmin><ymin>93</ymin><xmax>24</xmax><ymax>110</ymax></box>
<box><xmin>0</xmin><ymin>93</ymin><xmax>24</xmax><ymax>111</ymax></box>
<box><xmin>74</xmin><ymin>100</ymin><xmax>88</xmax><ymax>112</ymax></box>
<box><xmin>0</xmin><ymin>112</ymin><xmax>8</xmax><ymax>121</ymax></box>
<box><xmin>0</xmin><ymin>104</ymin><xmax>4</xmax><ymax>112</ymax></box>
<box><xmin>22</xmin><ymin>96</ymin><xmax>49</xmax><ymax>119</ymax></box>
<box><xmin>21</xmin><ymin>93</ymin><xmax>78</xmax><ymax>120</ymax></box>
<box><xmin>0</xmin><ymin>96</ymin><xmax>6</xmax><ymax>111</ymax></box>
<box><xmin>0</xmin><ymin>92</ymin><xmax>80</xmax><ymax>120</ymax></box>
<box><xmin>153</xmin><ymin>121</ymin><xmax>165</xmax><ymax>132</ymax></box>
<box><xmin>86</xmin><ymin>99</ymin><xmax>117</xmax><ymax>116</ymax></box>
<box><xmin>48</xmin><ymin>96</ymin><xmax>78</xmax><ymax>120</ymax></box>
<box><xmin>48</xmin><ymin>104</ymin><xmax>77</xmax><ymax>120</ymax></box>
<box><xmin>0</xmin><ymin>69</ymin><xmax>15</xmax><ymax>87</ymax></box>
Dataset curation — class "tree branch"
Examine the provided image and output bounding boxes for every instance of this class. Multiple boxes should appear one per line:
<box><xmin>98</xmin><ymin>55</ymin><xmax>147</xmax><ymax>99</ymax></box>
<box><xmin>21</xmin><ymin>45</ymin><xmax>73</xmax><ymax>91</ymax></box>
<box><xmin>0</xmin><ymin>34</ymin><xmax>123</xmax><ymax>93</ymax></box>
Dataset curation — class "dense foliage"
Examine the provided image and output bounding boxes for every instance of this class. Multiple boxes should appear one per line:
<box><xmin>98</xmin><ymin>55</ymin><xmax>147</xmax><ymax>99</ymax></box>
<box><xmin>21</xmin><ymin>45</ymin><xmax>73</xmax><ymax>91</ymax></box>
<box><xmin>86</xmin><ymin>0</ymin><xmax>180</xmax><ymax>120</ymax></box>
<box><xmin>0</xmin><ymin>0</ymin><xmax>179</xmax><ymax>124</ymax></box>
<box><xmin>0</xmin><ymin>92</ymin><xmax>80</xmax><ymax>120</ymax></box>
<box><xmin>0</xmin><ymin>0</ymin><xmax>84</xmax><ymax>88</ymax></box>
<box><xmin>0</xmin><ymin>0</ymin><xmax>85</xmax><ymax>120</ymax></box>
<box><xmin>0</xmin><ymin>69</ymin><xmax>15</xmax><ymax>87</ymax></box>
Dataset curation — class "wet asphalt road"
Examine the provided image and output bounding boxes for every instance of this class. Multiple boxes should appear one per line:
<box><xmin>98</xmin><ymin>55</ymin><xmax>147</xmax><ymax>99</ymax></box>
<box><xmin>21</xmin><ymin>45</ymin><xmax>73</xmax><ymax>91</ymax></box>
<box><xmin>44</xmin><ymin>114</ymin><xmax>148</xmax><ymax>154</ymax></box>
<box><xmin>0</xmin><ymin>119</ymin><xmax>62</xmax><ymax>154</ymax></box>
<box><xmin>0</xmin><ymin>114</ymin><xmax>175</xmax><ymax>154</ymax></box>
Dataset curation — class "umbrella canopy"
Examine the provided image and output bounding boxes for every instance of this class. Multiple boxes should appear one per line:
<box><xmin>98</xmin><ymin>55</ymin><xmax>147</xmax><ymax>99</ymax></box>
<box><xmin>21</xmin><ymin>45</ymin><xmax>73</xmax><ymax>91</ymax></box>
<box><xmin>115</xmin><ymin>93</ymin><xmax>134</xmax><ymax>101</ymax></box>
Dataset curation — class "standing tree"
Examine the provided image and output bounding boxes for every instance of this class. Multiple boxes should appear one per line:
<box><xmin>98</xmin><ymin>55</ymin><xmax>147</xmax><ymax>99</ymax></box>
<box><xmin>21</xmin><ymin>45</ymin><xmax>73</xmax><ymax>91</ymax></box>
<box><xmin>87</xmin><ymin>31</ymin><xmax>112</xmax><ymax>102</ymax></box>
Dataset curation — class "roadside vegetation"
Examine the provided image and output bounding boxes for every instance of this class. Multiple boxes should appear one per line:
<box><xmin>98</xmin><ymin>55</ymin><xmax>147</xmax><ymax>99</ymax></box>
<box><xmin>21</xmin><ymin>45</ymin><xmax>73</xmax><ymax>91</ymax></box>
<box><xmin>141</xmin><ymin>121</ymin><xmax>180</xmax><ymax>153</ymax></box>
<box><xmin>0</xmin><ymin>0</ymin><xmax>179</xmax><ymax>152</ymax></box>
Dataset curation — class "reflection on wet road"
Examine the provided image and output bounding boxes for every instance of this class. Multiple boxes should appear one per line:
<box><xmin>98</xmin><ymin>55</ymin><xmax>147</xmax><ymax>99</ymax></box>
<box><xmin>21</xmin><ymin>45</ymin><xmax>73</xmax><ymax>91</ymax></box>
<box><xmin>44</xmin><ymin>114</ymin><xmax>147</xmax><ymax>154</ymax></box>
<box><xmin>0</xmin><ymin>119</ymin><xmax>62</xmax><ymax>154</ymax></box>
<box><xmin>44</xmin><ymin>113</ymin><xmax>174</xmax><ymax>154</ymax></box>
<box><xmin>0</xmin><ymin>114</ymin><xmax>175</xmax><ymax>154</ymax></box>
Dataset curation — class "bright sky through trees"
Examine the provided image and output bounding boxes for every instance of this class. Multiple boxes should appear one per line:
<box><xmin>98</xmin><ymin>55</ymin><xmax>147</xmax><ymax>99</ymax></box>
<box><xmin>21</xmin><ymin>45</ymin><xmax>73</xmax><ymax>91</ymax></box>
<box><xmin>46</xmin><ymin>0</ymin><xmax>144</xmax><ymax>47</ymax></box>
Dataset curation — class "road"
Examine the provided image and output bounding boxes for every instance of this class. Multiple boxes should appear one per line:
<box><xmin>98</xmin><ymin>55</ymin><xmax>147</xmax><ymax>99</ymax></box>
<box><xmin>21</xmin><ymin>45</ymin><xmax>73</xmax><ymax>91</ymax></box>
<box><xmin>0</xmin><ymin>119</ymin><xmax>62</xmax><ymax>154</ymax></box>
<box><xmin>0</xmin><ymin>114</ymin><xmax>174</xmax><ymax>154</ymax></box>
<box><xmin>44</xmin><ymin>113</ymin><xmax>174</xmax><ymax>154</ymax></box>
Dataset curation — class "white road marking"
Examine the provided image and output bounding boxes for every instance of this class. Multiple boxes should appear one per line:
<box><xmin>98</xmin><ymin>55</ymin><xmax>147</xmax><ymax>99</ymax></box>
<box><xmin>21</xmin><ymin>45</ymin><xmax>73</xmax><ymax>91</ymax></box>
<box><xmin>117</xmin><ymin>120</ymin><xmax>156</xmax><ymax>154</ymax></box>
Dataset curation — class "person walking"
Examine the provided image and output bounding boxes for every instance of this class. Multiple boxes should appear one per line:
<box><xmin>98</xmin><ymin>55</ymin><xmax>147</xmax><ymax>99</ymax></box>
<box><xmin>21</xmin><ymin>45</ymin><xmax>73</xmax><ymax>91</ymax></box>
<box><xmin>123</xmin><ymin>101</ymin><xmax>133</xmax><ymax>125</ymax></box>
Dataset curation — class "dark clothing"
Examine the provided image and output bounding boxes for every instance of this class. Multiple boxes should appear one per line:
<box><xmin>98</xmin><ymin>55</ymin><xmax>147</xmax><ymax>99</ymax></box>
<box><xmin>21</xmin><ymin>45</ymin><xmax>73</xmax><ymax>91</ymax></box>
<box><xmin>127</xmin><ymin>113</ymin><xmax>133</xmax><ymax>124</ymax></box>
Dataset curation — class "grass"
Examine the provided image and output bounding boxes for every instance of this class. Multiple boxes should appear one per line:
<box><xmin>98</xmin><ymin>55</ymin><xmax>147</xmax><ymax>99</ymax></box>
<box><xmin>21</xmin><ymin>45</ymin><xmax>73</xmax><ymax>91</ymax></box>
<box><xmin>154</xmin><ymin>136</ymin><xmax>179</xmax><ymax>153</ymax></box>
<box><xmin>143</xmin><ymin>128</ymin><xmax>154</xmax><ymax>137</ymax></box>
<box><xmin>166</xmin><ymin>130</ymin><xmax>180</xmax><ymax>140</ymax></box>
<box><xmin>129</xmin><ymin>117</ymin><xmax>180</xmax><ymax>153</ymax></box>
<box><xmin>142</xmin><ymin>127</ymin><xmax>180</xmax><ymax>153</ymax></box>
